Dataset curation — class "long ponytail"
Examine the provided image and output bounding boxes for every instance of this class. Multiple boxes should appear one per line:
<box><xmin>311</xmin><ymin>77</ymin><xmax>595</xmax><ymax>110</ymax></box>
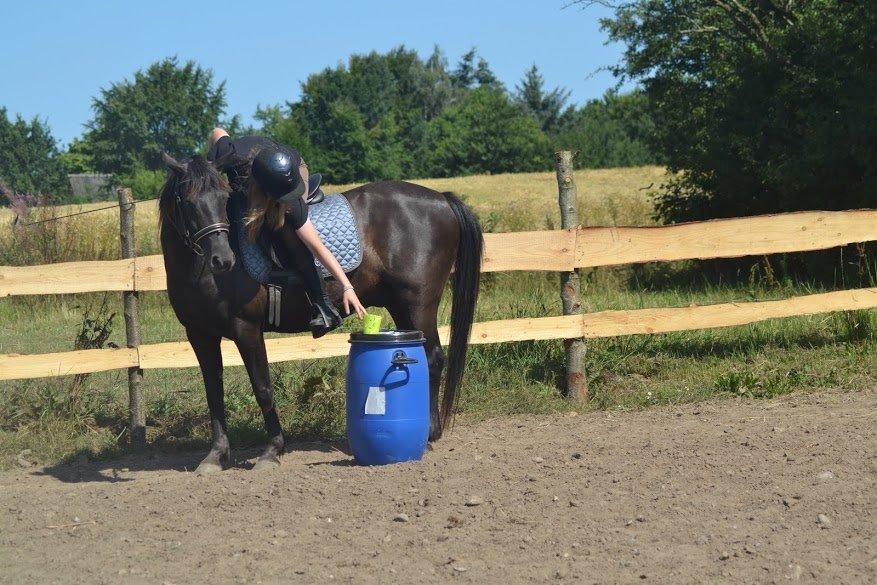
<box><xmin>245</xmin><ymin>181</ymin><xmax>289</xmax><ymax>242</ymax></box>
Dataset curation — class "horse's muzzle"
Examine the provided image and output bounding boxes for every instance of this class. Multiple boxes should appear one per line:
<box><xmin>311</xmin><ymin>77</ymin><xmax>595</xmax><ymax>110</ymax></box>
<box><xmin>203</xmin><ymin>235</ymin><xmax>235</xmax><ymax>274</ymax></box>
<box><xmin>211</xmin><ymin>253</ymin><xmax>235</xmax><ymax>273</ymax></box>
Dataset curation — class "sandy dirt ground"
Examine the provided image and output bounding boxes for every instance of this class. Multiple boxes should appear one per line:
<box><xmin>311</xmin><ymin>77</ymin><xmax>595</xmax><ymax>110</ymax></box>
<box><xmin>1</xmin><ymin>389</ymin><xmax>874</xmax><ymax>584</ymax></box>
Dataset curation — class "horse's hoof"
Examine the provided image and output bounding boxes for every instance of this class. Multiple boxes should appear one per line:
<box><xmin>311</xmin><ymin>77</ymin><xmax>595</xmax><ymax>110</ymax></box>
<box><xmin>253</xmin><ymin>457</ymin><xmax>280</xmax><ymax>471</ymax></box>
<box><xmin>195</xmin><ymin>460</ymin><xmax>224</xmax><ymax>475</ymax></box>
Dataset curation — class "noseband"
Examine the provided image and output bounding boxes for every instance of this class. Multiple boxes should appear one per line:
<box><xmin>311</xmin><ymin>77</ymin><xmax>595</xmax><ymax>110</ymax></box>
<box><xmin>165</xmin><ymin>194</ymin><xmax>229</xmax><ymax>256</ymax></box>
<box><xmin>187</xmin><ymin>221</ymin><xmax>230</xmax><ymax>256</ymax></box>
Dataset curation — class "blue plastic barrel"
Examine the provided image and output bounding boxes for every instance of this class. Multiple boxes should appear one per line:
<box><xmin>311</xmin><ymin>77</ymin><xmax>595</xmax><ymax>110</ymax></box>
<box><xmin>346</xmin><ymin>330</ymin><xmax>429</xmax><ymax>465</ymax></box>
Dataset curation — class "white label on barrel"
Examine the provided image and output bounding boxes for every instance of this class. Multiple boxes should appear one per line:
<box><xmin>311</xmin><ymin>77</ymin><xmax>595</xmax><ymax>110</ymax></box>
<box><xmin>364</xmin><ymin>386</ymin><xmax>386</xmax><ymax>415</ymax></box>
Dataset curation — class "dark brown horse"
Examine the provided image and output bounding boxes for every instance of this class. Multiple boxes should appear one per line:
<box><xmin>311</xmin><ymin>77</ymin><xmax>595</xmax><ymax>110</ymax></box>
<box><xmin>159</xmin><ymin>154</ymin><xmax>482</xmax><ymax>472</ymax></box>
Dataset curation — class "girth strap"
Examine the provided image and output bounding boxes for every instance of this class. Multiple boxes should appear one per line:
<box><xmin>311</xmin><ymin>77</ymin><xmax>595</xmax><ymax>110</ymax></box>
<box><xmin>267</xmin><ymin>284</ymin><xmax>282</xmax><ymax>329</ymax></box>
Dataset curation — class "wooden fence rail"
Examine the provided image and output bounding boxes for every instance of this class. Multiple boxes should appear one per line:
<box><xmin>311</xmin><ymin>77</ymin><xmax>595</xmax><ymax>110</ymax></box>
<box><xmin>2</xmin><ymin>209</ymin><xmax>875</xmax><ymax>297</ymax></box>
<box><xmin>2</xmin><ymin>287</ymin><xmax>875</xmax><ymax>381</ymax></box>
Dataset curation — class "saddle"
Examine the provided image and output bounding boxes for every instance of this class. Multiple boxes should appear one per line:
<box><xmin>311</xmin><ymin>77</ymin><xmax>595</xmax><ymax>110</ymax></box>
<box><xmin>227</xmin><ymin>174</ymin><xmax>363</xmax><ymax>330</ymax></box>
<box><xmin>305</xmin><ymin>173</ymin><xmax>326</xmax><ymax>205</ymax></box>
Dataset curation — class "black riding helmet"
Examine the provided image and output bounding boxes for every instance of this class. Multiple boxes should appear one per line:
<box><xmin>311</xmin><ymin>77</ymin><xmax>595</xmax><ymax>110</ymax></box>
<box><xmin>251</xmin><ymin>146</ymin><xmax>306</xmax><ymax>203</ymax></box>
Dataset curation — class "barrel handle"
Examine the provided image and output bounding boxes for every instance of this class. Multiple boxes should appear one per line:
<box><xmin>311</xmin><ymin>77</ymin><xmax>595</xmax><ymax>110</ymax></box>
<box><xmin>391</xmin><ymin>350</ymin><xmax>418</xmax><ymax>366</ymax></box>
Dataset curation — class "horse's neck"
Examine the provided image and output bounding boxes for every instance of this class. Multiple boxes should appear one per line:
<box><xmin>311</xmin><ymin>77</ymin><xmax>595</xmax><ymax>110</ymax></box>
<box><xmin>160</xmin><ymin>229</ymin><xmax>210</xmax><ymax>292</ymax></box>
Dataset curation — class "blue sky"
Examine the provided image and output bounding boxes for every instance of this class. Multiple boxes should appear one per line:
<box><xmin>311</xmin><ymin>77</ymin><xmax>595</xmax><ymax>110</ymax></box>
<box><xmin>1</xmin><ymin>1</ymin><xmax>628</xmax><ymax>147</ymax></box>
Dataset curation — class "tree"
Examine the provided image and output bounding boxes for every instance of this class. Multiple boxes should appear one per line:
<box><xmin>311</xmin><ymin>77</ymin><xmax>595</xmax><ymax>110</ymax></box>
<box><xmin>452</xmin><ymin>48</ymin><xmax>504</xmax><ymax>91</ymax></box>
<box><xmin>311</xmin><ymin>99</ymin><xmax>375</xmax><ymax>183</ymax></box>
<box><xmin>451</xmin><ymin>48</ymin><xmax>478</xmax><ymax>89</ymax></box>
<box><xmin>0</xmin><ymin>107</ymin><xmax>70</xmax><ymax>200</ymax></box>
<box><xmin>260</xmin><ymin>47</ymin><xmax>577</xmax><ymax>182</ymax></box>
<box><xmin>425</xmin><ymin>87</ymin><xmax>549</xmax><ymax>177</ymax></box>
<box><xmin>85</xmin><ymin>57</ymin><xmax>227</xmax><ymax>174</ymax></box>
<box><xmin>592</xmin><ymin>0</ymin><xmax>877</xmax><ymax>222</ymax></box>
<box><xmin>265</xmin><ymin>46</ymin><xmax>462</xmax><ymax>182</ymax></box>
<box><xmin>515</xmin><ymin>65</ymin><xmax>570</xmax><ymax>133</ymax></box>
<box><xmin>474</xmin><ymin>57</ymin><xmax>503</xmax><ymax>91</ymax></box>
<box><xmin>424</xmin><ymin>46</ymin><xmax>457</xmax><ymax>116</ymax></box>
<box><xmin>58</xmin><ymin>137</ymin><xmax>96</xmax><ymax>174</ymax></box>
<box><xmin>255</xmin><ymin>105</ymin><xmax>315</xmax><ymax>163</ymax></box>
<box><xmin>553</xmin><ymin>90</ymin><xmax>659</xmax><ymax>168</ymax></box>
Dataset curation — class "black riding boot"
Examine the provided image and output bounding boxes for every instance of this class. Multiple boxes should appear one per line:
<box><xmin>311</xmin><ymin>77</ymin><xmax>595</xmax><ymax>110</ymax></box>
<box><xmin>292</xmin><ymin>244</ymin><xmax>342</xmax><ymax>339</ymax></box>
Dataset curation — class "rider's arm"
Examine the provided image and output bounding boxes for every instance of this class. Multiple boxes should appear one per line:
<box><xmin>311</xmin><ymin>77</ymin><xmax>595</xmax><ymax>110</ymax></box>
<box><xmin>206</xmin><ymin>128</ymin><xmax>233</xmax><ymax>164</ymax></box>
<box><xmin>295</xmin><ymin>220</ymin><xmax>366</xmax><ymax>318</ymax></box>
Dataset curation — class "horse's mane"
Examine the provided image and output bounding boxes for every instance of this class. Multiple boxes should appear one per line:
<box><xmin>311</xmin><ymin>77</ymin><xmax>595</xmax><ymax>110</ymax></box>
<box><xmin>158</xmin><ymin>155</ymin><xmax>229</xmax><ymax>231</ymax></box>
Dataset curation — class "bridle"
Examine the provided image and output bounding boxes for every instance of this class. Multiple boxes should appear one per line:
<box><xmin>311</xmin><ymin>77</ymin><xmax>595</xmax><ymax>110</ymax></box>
<box><xmin>164</xmin><ymin>192</ymin><xmax>229</xmax><ymax>257</ymax></box>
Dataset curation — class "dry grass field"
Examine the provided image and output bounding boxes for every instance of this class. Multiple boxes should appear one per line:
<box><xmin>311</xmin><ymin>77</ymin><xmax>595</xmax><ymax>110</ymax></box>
<box><xmin>332</xmin><ymin>166</ymin><xmax>665</xmax><ymax>227</ymax></box>
<box><xmin>0</xmin><ymin>166</ymin><xmax>665</xmax><ymax>265</ymax></box>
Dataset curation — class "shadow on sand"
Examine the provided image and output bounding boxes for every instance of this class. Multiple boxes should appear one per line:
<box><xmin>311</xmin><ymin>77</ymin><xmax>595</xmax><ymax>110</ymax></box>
<box><xmin>32</xmin><ymin>438</ymin><xmax>349</xmax><ymax>484</ymax></box>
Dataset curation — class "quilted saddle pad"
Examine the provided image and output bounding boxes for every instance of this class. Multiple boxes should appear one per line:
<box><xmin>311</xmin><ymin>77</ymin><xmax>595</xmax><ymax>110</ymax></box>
<box><xmin>228</xmin><ymin>192</ymin><xmax>363</xmax><ymax>284</ymax></box>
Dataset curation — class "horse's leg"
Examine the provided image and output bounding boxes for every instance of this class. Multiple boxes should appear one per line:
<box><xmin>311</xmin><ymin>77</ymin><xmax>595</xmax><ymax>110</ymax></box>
<box><xmin>187</xmin><ymin>328</ymin><xmax>231</xmax><ymax>474</ymax></box>
<box><xmin>387</xmin><ymin>302</ymin><xmax>445</xmax><ymax>441</ymax></box>
<box><xmin>231</xmin><ymin>321</ymin><xmax>285</xmax><ymax>470</ymax></box>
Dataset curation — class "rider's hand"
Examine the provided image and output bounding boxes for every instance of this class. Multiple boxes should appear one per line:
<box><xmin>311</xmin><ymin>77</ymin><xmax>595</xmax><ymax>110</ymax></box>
<box><xmin>343</xmin><ymin>288</ymin><xmax>366</xmax><ymax>319</ymax></box>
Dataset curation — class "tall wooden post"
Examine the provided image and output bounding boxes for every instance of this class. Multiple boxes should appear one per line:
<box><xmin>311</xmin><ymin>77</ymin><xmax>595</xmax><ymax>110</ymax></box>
<box><xmin>555</xmin><ymin>151</ymin><xmax>587</xmax><ymax>402</ymax></box>
<box><xmin>117</xmin><ymin>187</ymin><xmax>146</xmax><ymax>447</ymax></box>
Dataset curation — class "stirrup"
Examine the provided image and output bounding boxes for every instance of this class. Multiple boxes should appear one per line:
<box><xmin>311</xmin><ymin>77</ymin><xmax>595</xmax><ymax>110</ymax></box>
<box><xmin>309</xmin><ymin>301</ymin><xmax>342</xmax><ymax>339</ymax></box>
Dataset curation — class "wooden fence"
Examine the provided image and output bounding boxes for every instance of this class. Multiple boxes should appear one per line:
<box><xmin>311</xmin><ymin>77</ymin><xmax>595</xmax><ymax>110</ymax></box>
<box><xmin>1</xmin><ymin>153</ymin><xmax>876</xmax><ymax>438</ymax></box>
<box><xmin>3</xmin><ymin>211</ymin><xmax>875</xmax><ymax>379</ymax></box>
<box><xmin>3</xmin><ymin>287</ymin><xmax>875</xmax><ymax>381</ymax></box>
<box><xmin>3</xmin><ymin>210</ymin><xmax>875</xmax><ymax>297</ymax></box>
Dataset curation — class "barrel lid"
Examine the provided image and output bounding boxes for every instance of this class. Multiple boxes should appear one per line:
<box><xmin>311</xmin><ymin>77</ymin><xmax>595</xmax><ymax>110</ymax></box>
<box><xmin>349</xmin><ymin>329</ymin><xmax>425</xmax><ymax>344</ymax></box>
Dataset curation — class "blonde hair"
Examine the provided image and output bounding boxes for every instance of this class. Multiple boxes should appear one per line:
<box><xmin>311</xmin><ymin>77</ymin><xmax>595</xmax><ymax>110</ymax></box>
<box><xmin>245</xmin><ymin>181</ymin><xmax>289</xmax><ymax>242</ymax></box>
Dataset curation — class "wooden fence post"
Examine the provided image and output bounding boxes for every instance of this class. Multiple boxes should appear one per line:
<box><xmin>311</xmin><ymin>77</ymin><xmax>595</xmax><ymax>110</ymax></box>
<box><xmin>555</xmin><ymin>151</ymin><xmax>587</xmax><ymax>402</ymax></box>
<box><xmin>117</xmin><ymin>187</ymin><xmax>146</xmax><ymax>447</ymax></box>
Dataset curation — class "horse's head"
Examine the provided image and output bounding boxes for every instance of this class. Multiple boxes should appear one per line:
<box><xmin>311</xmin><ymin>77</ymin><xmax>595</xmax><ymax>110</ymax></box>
<box><xmin>159</xmin><ymin>152</ymin><xmax>235</xmax><ymax>274</ymax></box>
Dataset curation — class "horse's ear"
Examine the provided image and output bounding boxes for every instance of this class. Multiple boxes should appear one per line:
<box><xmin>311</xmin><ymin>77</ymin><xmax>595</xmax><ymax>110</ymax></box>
<box><xmin>162</xmin><ymin>152</ymin><xmax>187</xmax><ymax>174</ymax></box>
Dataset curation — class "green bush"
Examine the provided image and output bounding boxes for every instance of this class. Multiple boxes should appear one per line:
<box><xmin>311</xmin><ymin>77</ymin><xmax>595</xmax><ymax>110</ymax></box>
<box><xmin>116</xmin><ymin>167</ymin><xmax>166</xmax><ymax>201</ymax></box>
<box><xmin>425</xmin><ymin>87</ymin><xmax>551</xmax><ymax>177</ymax></box>
<box><xmin>554</xmin><ymin>90</ymin><xmax>659</xmax><ymax>168</ymax></box>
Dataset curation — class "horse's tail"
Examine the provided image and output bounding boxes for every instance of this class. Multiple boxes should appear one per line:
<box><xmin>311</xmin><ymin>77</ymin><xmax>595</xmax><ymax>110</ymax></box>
<box><xmin>440</xmin><ymin>192</ymin><xmax>483</xmax><ymax>430</ymax></box>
